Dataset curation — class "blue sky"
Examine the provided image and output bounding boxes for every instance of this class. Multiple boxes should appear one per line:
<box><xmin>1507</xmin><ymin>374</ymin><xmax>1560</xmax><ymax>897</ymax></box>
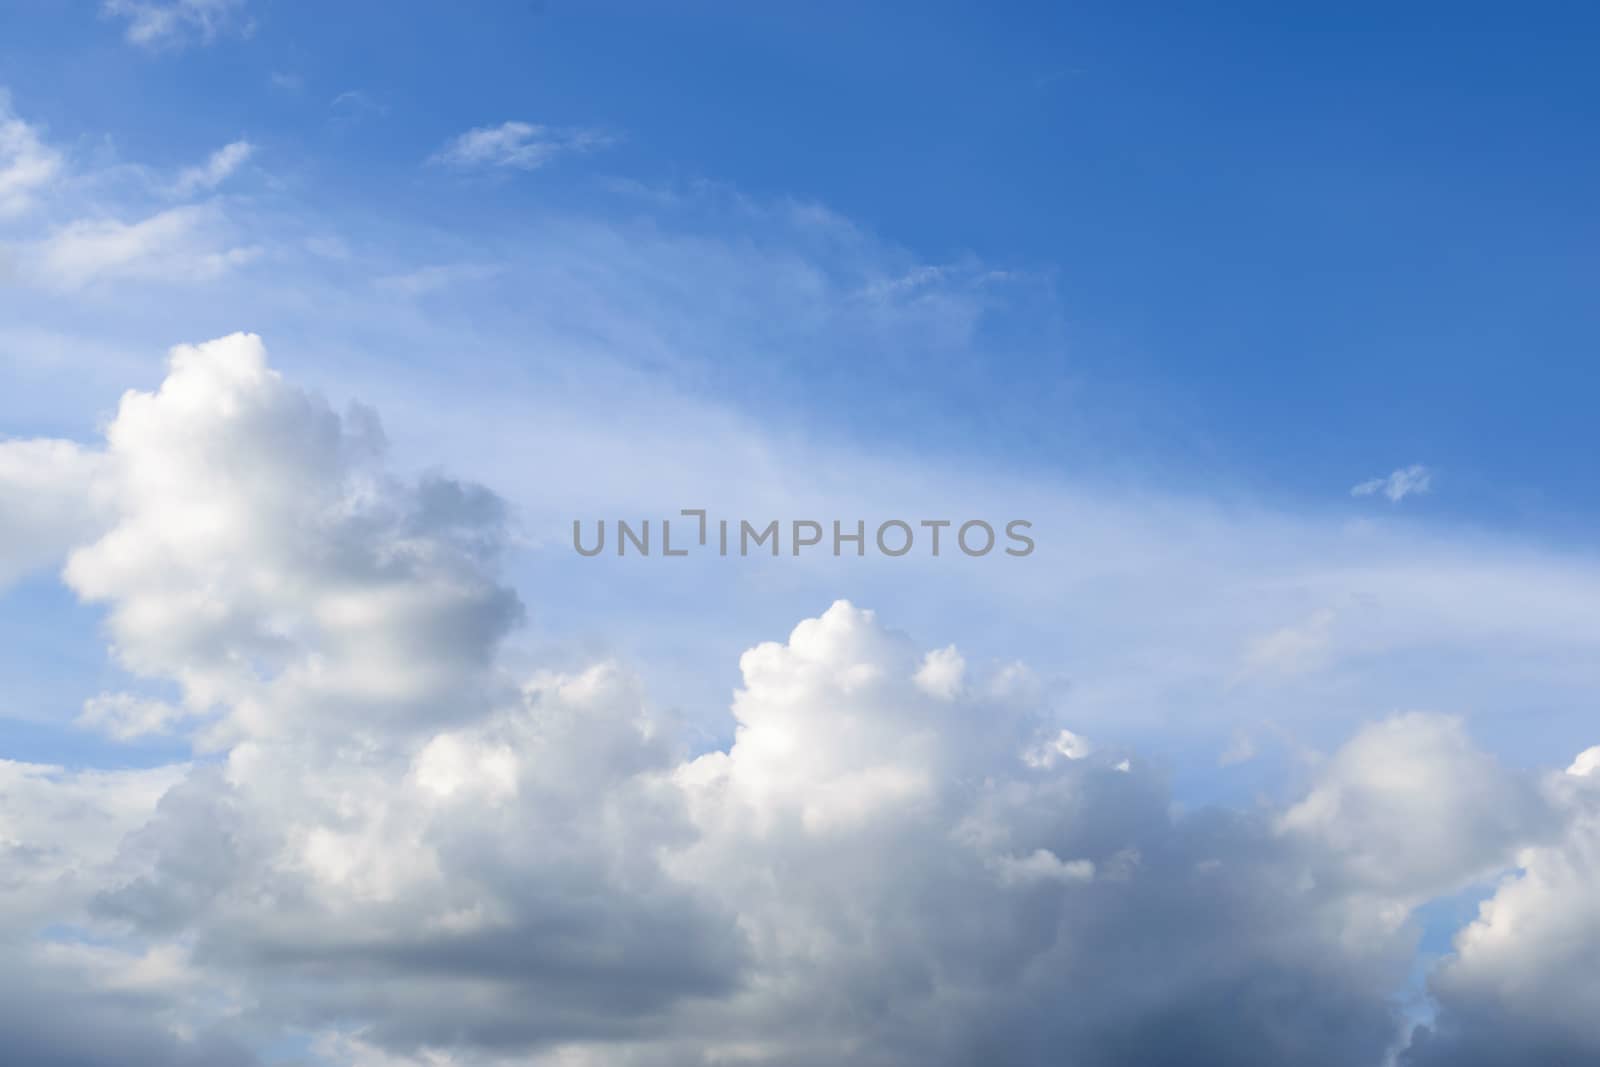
<box><xmin>3</xmin><ymin>6</ymin><xmax>1600</xmax><ymax>1065</ymax></box>
<box><xmin>7</xmin><ymin>1</ymin><xmax>1600</xmax><ymax>529</ymax></box>
<box><xmin>5</xmin><ymin>2</ymin><xmax>1599</xmax><ymax>771</ymax></box>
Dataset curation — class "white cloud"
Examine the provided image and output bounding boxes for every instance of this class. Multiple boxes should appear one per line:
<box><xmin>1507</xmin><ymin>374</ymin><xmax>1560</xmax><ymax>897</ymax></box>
<box><xmin>173</xmin><ymin>140</ymin><xmax>254</xmax><ymax>196</ymax></box>
<box><xmin>664</xmin><ymin>599</ymin><xmax>1414</xmax><ymax>1064</ymax></box>
<box><xmin>11</xmin><ymin>165</ymin><xmax>1595</xmax><ymax>774</ymax></box>
<box><xmin>1352</xmin><ymin>463</ymin><xmax>1433</xmax><ymax>502</ymax></box>
<box><xmin>1022</xmin><ymin>727</ymin><xmax>1094</xmax><ymax>767</ymax></box>
<box><xmin>3</xmin><ymin>77</ymin><xmax>1599</xmax><ymax>1064</ymax></box>
<box><xmin>77</xmin><ymin>691</ymin><xmax>193</xmax><ymax>740</ymax></box>
<box><xmin>0</xmin><ymin>758</ymin><xmax>186</xmax><ymax>930</ymax></box>
<box><xmin>0</xmin><ymin>93</ymin><xmax>63</xmax><ymax>218</ymax></box>
<box><xmin>60</xmin><ymin>333</ymin><xmax>520</xmax><ymax>738</ymax></box>
<box><xmin>0</xmin><ymin>340</ymin><xmax>1416</xmax><ymax>1064</ymax></box>
<box><xmin>102</xmin><ymin>0</ymin><xmax>250</xmax><ymax>49</ymax></box>
<box><xmin>989</xmin><ymin>847</ymin><xmax>1096</xmax><ymax>886</ymax></box>
<box><xmin>1403</xmin><ymin>757</ymin><xmax>1600</xmax><ymax>1064</ymax></box>
<box><xmin>1279</xmin><ymin>712</ymin><xmax>1551</xmax><ymax>901</ymax></box>
<box><xmin>912</xmin><ymin>643</ymin><xmax>965</xmax><ymax>699</ymax></box>
<box><xmin>0</xmin><ymin>437</ymin><xmax>109</xmax><ymax>587</ymax></box>
<box><xmin>30</xmin><ymin>203</ymin><xmax>260</xmax><ymax>288</ymax></box>
<box><xmin>0</xmin><ymin>98</ymin><xmax>261</xmax><ymax>299</ymax></box>
<box><xmin>1570</xmin><ymin>746</ymin><xmax>1600</xmax><ymax>778</ymax></box>
<box><xmin>429</xmin><ymin>121</ymin><xmax>614</xmax><ymax>172</ymax></box>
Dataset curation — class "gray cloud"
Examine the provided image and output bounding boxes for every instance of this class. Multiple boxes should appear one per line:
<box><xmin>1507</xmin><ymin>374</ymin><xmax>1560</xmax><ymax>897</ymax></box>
<box><xmin>0</xmin><ymin>978</ymin><xmax>257</xmax><ymax>1067</ymax></box>
<box><xmin>1402</xmin><ymin>750</ymin><xmax>1600</xmax><ymax>1065</ymax></box>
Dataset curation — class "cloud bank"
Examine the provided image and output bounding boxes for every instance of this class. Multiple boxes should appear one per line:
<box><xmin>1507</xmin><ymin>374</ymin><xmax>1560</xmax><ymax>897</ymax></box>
<box><xmin>0</xmin><ymin>335</ymin><xmax>1595</xmax><ymax>1065</ymax></box>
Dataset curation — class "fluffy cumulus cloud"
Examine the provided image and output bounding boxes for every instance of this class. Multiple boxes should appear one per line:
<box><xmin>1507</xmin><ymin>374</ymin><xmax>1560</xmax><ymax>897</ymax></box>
<box><xmin>1402</xmin><ymin>751</ymin><xmax>1600</xmax><ymax>1065</ymax></box>
<box><xmin>662</xmin><ymin>603</ymin><xmax>1407</xmax><ymax>1067</ymax></box>
<box><xmin>62</xmin><ymin>333</ymin><xmax>522</xmax><ymax>742</ymax></box>
<box><xmin>1279</xmin><ymin>713</ymin><xmax>1553</xmax><ymax>902</ymax></box>
<box><xmin>1</xmin><ymin>335</ymin><xmax>1596</xmax><ymax>1065</ymax></box>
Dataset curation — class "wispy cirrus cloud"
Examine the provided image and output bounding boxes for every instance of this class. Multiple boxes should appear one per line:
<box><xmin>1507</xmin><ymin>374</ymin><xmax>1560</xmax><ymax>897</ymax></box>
<box><xmin>0</xmin><ymin>95</ymin><xmax>259</xmax><ymax>290</ymax></box>
<box><xmin>1353</xmin><ymin>462</ymin><xmax>1432</xmax><ymax>502</ymax></box>
<box><xmin>429</xmin><ymin>120</ymin><xmax>615</xmax><ymax>172</ymax></box>
<box><xmin>172</xmin><ymin>140</ymin><xmax>254</xmax><ymax>196</ymax></box>
<box><xmin>30</xmin><ymin>203</ymin><xmax>260</xmax><ymax>289</ymax></box>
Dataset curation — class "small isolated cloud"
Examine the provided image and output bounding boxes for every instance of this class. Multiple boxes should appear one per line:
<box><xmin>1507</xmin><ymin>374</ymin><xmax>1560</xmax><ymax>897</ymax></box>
<box><xmin>172</xmin><ymin>140</ymin><xmax>253</xmax><ymax>196</ymax></box>
<box><xmin>429</xmin><ymin>120</ymin><xmax>614</xmax><ymax>172</ymax></box>
<box><xmin>1022</xmin><ymin>727</ymin><xmax>1094</xmax><ymax>767</ymax></box>
<box><xmin>102</xmin><ymin>0</ymin><xmax>250</xmax><ymax>49</ymax></box>
<box><xmin>1352</xmin><ymin>463</ymin><xmax>1433</xmax><ymax>502</ymax></box>
<box><xmin>0</xmin><ymin>93</ymin><xmax>63</xmax><ymax>218</ymax></box>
